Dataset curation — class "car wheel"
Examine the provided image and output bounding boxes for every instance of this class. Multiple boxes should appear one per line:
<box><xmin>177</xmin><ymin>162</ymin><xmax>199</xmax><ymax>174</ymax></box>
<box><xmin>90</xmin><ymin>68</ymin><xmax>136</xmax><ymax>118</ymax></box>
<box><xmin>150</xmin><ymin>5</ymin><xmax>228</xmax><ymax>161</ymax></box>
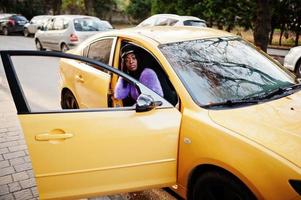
<box><xmin>61</xmin><ymin>43</ymin><xmax>69</xmax><ymax>52</ymax></box>
<box><xmin>35</xmin><ymin>39</ymin><xmax>45</xmax><ymax>51</ymax></box>
<box><xmin>61</xmin><ymin>90</ymin><xmax>79</xmax><ymax>109</ymax></box>
<box><xmin>3</xmin><ymin>27</ymin><xmax>8</xmax><ymax>36</ymax></box>
<box><xmin>23</xmin><ymin>28</ymin><xmax>29</xmax><ymax>37</ymax></box>
<box><xmin>295</xmin><ymin>59</ymin><xmax>301</xmax><ymax>78</ymax></box>
<box><xmin>192</xmin><ymin>171</ymin><xmax>256</xmax><ymax>200</ymax></box>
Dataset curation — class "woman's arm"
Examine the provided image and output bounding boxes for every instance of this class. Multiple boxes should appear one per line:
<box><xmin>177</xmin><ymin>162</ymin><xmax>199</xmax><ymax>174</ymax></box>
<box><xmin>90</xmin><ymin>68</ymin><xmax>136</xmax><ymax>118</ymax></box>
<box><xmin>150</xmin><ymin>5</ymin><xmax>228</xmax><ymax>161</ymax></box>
<box><xmin>139</xmin><ymin>68</ymin><xmax>163</xmax><ymax>97</ymax></box>
<box><xmin>114</xmin><ymin>77</ymin><xmax>130</xmax><ymax>100</ymax></box>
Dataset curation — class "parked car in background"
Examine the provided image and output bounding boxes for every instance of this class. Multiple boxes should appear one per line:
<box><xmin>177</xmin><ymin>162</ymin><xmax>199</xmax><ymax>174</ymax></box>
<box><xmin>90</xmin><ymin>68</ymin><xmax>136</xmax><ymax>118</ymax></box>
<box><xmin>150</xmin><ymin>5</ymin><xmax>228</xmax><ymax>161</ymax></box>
<box><xmin>23</xmin><ymin>15</ymin><xmax>52</xmax><ymax>37</ymax></box>
<box><xmin>284</xmin><ymin>46</ymin><xmax>301</xmax><ymax>78</ymax></box>
<box><xmin>35</xmin><ymin>15</ymin><xmax>113</xmax><ymax>52</ymax></box>
<box><xmin>137</xmin><ymin>14</ymin><xmax>207</xmax><ymax>28</ymax></box>
<box><xmin>0</xmin><ymin>14</ymin><xmax>28</xmax><ymax>35</ymax></box>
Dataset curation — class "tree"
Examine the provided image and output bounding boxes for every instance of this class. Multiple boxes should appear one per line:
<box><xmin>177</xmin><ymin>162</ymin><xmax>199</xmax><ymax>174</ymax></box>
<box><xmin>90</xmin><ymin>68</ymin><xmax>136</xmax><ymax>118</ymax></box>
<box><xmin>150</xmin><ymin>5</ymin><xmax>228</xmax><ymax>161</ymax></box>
<box><xmin>84</xmin><ymin>0</ymin><xmax>95</xmax><ymax>15</ymax></box>
<box><xmin>49</xmin><ymin>0</ymin><xmax>63</xmax><ymax>14</ymax></box>
<box><xmin>288</xmin><ymin>0</ymin><xmax>301</xmax><ymax>46</ymax></box>
<box><xmin>94</xmin><ymin>0</ymin><xmax>116</xmax><ymax>20</ymax></box>
<box><xmin>62</xmin><ymin>0</ymin><xmax>85</xmax><ymax>14</ymax></box>
<box><xmin>253</xmin><ymin>0</ymin><xmax>272</xmax><ymax>52</ymax></box>
<box><xmin>151</xmin><ymin>0</ymin><xmax>177</xmax><ymax>14</ymax></box>
<box><xmin>126</xmin><ymin>0</ymin><xmax>151</xmax><ymax>21</ymax></box>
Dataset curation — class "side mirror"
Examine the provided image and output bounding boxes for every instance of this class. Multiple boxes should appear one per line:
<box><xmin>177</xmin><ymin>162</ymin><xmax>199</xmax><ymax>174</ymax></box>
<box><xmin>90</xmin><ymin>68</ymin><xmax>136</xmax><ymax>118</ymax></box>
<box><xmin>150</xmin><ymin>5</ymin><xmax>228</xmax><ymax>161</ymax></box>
<box><xmin>38</xmin><ymin>26</ymin><xmax>44</xmax><ymax>31</ymax></box>
<box><xmin>135</xmin><ymin>94</ymin><xmax>162</xmax><ymax>112</ymax></box>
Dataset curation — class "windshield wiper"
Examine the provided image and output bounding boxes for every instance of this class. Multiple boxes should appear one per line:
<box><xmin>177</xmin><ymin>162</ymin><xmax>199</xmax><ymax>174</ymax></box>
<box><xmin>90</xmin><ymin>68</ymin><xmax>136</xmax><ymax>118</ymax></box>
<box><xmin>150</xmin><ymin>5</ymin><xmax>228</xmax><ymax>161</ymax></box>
<box><xmin>203</xmin><ymin>99</ymin><xmax>259</xmax><ymax>108</ymax></box>
<box><xmin>249</xmin><ymin>83</ymin><xmax>301</xmax><ymax>100</ymax></box>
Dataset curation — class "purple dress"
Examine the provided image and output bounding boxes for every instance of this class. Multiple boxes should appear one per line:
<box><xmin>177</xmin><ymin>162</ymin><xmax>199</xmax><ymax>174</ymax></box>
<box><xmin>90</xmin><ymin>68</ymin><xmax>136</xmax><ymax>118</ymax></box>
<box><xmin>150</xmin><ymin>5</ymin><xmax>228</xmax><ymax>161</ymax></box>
<box><xmin>114</xmin><ymin>68</ymin><xmax>163</xmax><ymax>100</ymax></box>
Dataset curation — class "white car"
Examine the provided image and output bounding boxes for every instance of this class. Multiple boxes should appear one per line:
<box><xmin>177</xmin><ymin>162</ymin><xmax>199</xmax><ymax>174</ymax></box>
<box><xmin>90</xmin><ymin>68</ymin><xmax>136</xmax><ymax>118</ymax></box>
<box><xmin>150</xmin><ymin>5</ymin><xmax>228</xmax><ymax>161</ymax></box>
<box><xmin>24</xmin><ymin>15</ymin><xmax>52</xmax><ymax>37</ymax></box>
<box><xmin>284</xmin><ymin>46</ymin><xmax>301</xmax><ymax>78</ymax></box>
<box><xmin>137</xmin><ymin>14</ymin><xmax>207</xmax><ymax>28</ymax></box>
<box><xmin>35</xmin><ymin>15</ymin><xmax>113</xmax><ymax>52</ymax></box>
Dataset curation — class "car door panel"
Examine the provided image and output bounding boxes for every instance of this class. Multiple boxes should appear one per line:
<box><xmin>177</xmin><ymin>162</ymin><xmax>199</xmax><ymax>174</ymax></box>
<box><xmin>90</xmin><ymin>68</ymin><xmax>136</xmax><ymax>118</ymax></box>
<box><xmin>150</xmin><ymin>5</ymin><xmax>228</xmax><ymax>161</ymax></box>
<box><xmin>1</xmin><ymin>51</ymin><xmax>181</xmax><ymax>200</ymax></box>
<box><xmin>74</xmin><ymin>63</ymin><xmax>111</xmax><ymax>108</ymax></box>
<box><xmin>20</xmin><ymin>108</ymin><xmax>180</xmax><ymax>199</ymax></box>
<box><xmin>60</xmin><ymin>59</ymin><xmax>111</xmax><ymax>108</ymax></box>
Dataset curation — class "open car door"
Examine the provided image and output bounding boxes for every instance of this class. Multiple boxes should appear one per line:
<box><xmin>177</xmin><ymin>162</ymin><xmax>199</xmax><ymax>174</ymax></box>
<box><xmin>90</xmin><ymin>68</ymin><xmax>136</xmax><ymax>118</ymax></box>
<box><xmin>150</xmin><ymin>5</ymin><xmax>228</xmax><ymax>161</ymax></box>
<box><xmin>0</xmin><ymin>51</ymin><xmax>181</xmax><ymax>200</ymax></box>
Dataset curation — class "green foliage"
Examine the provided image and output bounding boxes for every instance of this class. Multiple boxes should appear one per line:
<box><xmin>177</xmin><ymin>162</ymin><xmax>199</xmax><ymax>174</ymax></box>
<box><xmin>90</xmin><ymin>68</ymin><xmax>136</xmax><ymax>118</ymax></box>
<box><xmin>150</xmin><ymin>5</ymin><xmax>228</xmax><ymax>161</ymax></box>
<box><xmin>62</xmin><ymin>0</ymin><xmax>85</xmax><ymax>14</ymax></box>
<box><xmin>0</xmin><ymin>0</ymin><xmax>48</xmax><ymax>19</ymax></box>
<box><xmin>126</xmin><ymin>0</ymin><xmax>151</xmax><ymax>20</ymax></box>
<box><xmin>115</xmin><ymin>0</ymin><xmax>129</xmax><ymax>11</ymax></box>
<box><xmin>151</xmin><ymin>0</ymin><xmax>177</xmax><ymax>14</ymax></box>
<box><xmin>94</xmin><ymin>0</ymin><xmax>116</xmax><ymax>19</ymax></box>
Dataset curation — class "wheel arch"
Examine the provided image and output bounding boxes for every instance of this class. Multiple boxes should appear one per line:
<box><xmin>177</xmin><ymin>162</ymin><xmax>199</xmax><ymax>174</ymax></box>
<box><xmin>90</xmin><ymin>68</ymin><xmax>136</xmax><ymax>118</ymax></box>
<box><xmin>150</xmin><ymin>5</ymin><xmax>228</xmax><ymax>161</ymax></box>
<box><xmin>61</xmin><ymin>87</ymin><xmax>77</xmax><ymax>101</ymax></box>
<box><xmin>186</xmin><ymin>164</ymin><xmax>260</xmax><ymax>200</ymax></box>
<box><xmin>294</xmin><ymin>57</ymin><xmax>301</xmax><ymax>73</ymax></box>
<box><xmin>61</xmin><ymin>87</ymin><xmax>80</xmax><ymax>109</ymax></box>
<box><xmin>60</xmin><ymin>42</ymin><xmax>69</xmax><ymax>51</ymax></box>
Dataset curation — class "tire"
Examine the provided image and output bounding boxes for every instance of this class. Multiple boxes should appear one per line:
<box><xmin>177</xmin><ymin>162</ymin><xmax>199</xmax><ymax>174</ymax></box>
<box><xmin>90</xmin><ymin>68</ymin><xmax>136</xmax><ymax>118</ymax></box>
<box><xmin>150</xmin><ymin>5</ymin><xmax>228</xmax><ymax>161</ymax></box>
<box><xmin>192</xmin><ymin>171</ymin><xmax>256</xmax><ymax>200</ymax></box>
<box><xmin>35</xmin><ymin>39</ymin><xmax>45</xmax><ymax>51</ymax></box>
<box><xmin>23</xmin><ymin>28</ymin><xmax>29</xmax><ymax>37</ymax></box>
<box><xmin>61</xmin><ymin>90</ymin><xmax>79</xmax><ymax>109</ymax></box>
<box><xmin>61</xmin><ymin>43</ymin><xmax>69</xmax><ymax>52</ymax></box>
<box><xmin>295</xmin><ymin>59</ymin><xmax>301</xmax><ymax>78</ymax></box>
<box><xmin>3</xmin><ymin>27</ymin><xmax>8</xmax><ymax>36</ymax></box>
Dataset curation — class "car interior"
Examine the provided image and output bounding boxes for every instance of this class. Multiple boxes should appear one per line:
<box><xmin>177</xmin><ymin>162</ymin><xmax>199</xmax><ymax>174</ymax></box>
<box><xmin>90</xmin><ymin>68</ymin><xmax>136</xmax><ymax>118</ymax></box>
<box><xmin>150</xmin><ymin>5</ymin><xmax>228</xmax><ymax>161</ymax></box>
<box><xmin>117</xmin><ymin>41</ymin><xmax>179</xmax><ymax>107</ymax></box>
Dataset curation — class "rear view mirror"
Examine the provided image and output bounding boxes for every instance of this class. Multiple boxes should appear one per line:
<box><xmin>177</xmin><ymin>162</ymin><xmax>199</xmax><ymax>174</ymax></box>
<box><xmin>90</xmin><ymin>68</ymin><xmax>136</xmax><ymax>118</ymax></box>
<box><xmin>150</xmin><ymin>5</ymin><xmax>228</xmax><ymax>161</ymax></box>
<box><xmin>135</xmin><ymin>94</ymin><xmax>162</xmax><ymax>112</ymax></box>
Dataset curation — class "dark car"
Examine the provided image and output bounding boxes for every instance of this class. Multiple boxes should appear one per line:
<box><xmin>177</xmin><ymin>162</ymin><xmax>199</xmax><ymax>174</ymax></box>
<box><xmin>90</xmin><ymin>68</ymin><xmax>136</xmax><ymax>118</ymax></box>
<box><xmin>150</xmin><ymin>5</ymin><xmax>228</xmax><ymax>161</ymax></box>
<box><xmin>0</xmin><ymin>14</ymin><xmax>28</xmax><ymax>35</ymax></box>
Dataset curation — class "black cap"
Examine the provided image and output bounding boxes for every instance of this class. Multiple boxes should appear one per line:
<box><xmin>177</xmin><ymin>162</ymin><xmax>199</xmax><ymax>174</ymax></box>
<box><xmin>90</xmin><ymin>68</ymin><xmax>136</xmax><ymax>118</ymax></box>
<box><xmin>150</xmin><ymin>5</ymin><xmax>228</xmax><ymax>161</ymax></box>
<box><xmin>121</xmin><ymin>44</ymin><xmax>136</xmax><ymax>58</ymax></box>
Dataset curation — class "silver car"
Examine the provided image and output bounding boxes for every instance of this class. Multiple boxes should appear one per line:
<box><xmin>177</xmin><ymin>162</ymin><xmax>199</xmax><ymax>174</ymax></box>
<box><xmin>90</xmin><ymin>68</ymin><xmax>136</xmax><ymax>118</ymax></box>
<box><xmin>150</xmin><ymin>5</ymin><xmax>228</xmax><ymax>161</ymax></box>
<box><xmin>24</xmin><ymin>15</ymin><xmax>52</xmax><ymax>37</ymax></box>
<box><xmin>137</xmin><ymin>14</ymin><xmax>207</xmax><ymax>28</ymax></box>
<box><xmin>284</xmin><ymin>46</ymin><xmax>301</xmax><ymax>78</ymax></box>
<box><xmin>35</xmin><ymin>15</ymin><xmax>113</xmax><ymax>52</ymax></box>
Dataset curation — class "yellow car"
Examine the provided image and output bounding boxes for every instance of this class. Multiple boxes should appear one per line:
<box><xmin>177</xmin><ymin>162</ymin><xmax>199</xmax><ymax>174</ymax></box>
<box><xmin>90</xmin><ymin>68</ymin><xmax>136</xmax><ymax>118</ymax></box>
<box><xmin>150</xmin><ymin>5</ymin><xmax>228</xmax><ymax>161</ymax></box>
<box><xmin>1</xmin><ymin>26</ymin><xmax>301</xmax><ymax>200</ymax></box>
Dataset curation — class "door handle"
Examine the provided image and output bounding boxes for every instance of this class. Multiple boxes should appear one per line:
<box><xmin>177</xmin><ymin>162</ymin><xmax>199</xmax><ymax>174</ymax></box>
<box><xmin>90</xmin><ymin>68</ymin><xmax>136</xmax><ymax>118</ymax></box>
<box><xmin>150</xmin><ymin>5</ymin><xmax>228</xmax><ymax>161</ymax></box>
<box><xmin>75</xmin><ymin>75</ymin><xmax>84</xmax><ymax>83</ymax></box>
<box><xmin>35</xmin><ymin>133</ymin><xmax>74</xmax><ymax>141</ymax></box>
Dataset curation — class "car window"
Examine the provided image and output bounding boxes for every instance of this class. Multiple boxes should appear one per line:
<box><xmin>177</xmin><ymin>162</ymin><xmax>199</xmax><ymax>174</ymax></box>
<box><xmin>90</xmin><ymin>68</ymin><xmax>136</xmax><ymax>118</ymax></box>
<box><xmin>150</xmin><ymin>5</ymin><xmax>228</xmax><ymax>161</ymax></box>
<box><xmin>168</xmin><ymin>18</ymin><xmax>178</xmax><ymax>26</ymax></box>
<box><xmin>87</xmin><ymin>39</ymin><xmax>113</xmax><ymax>65</ymax></box>
<box><xmin>138</xmin><ymin>17</ymin><xmax>156</xmax><ymax>27</ymax></box>
<box><xmin>118</xmin><ymin>42</ymin><xmax>179</xmax><ymax>106</ymax></box>
<box><xmin>83</xmin><ymin>46</ymin><xmax>89</xmax><ymax>57</ymax></box>
<box><xmin>155</xmin><ymin>17</ymin><xmax>169</xmax><ymax>26</ymax></box>
<box><xmin>3</xmin><ymin>52</ymin><xmax>169</xmax><ymax>113</ymax></box>
<box><xmin>160</xmin><ymin>37</ymin><xmax>295</xmax><ymax>107</ymax></box>
<box><xmin>46</xmin><ymin>19</ymin><xmax>54</xmax><ymax>30</ymax></box>
<box><xmin>12</xmin><ymin>15</ymin><xmax>27</xmax><ymax>21</ymax></box>
<box><xmin>73</xmin><ymin>18</ymin><xmax>112</xmax><ymax>31</ymax></box>
<box><xmin>53</xmin><ymin>18</ymin><xmax>65</xmax><ymax>30</ymax></box>
<box><xmin>183</xmin><ymin>20</ymin><xmax>207</xmax><ymax>27</ymax></box>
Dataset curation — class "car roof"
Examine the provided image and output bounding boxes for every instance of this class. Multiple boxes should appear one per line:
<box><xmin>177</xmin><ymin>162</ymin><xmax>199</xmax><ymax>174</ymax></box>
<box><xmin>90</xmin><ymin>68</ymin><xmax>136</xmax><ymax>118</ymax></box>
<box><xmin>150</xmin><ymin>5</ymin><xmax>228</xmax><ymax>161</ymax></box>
<box><xmin>87</xmin><ymin>26</ymin><xmax>234</xmax><ymax>45</ymax></box>
<box><xmin>52</xmin><ymin>15</ymin><xmax>99</xmax><ymax>19</ymax></box>
<box><xmin>148</xmin><ymin>14</ymin><xmax>204</xmax><ymax>22</ymax></box>
<box><xmin>0</xmin><ymin>13</ymin><xmax>17</xmax><ymax>19</ymax></box>
<box><xmin>32</xmin><ymin>15</ymin><xmax>52</xmax><ymax>19</ymax></box>
<box><xmin>48</xmin><ymin>15</ymin><xmax>101</xmax><ymax>22</ymax></box>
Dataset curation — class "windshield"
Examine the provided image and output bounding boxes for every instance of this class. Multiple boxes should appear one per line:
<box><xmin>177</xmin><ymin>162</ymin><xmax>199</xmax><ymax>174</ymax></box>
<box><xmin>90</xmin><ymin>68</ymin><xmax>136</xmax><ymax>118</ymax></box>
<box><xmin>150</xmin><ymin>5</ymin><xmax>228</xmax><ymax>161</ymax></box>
<box><xmin>183</xmin><ymin>20</ymin><xmax>207</xmax><ymax>27</ymax></box>
<box><xmin>159</xmin><ymin>37</ymin><xmax>296</xmax><ymax>107</ymax></box>
<box><xmin>73</xmin><ymin>18</ymin><xmax>112</xmax><ymax>32</ymax></box>
<box><xmin>32</xmin><ymin>16</ymin><xmax>51</xmax><ymax>24</ymax></box>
